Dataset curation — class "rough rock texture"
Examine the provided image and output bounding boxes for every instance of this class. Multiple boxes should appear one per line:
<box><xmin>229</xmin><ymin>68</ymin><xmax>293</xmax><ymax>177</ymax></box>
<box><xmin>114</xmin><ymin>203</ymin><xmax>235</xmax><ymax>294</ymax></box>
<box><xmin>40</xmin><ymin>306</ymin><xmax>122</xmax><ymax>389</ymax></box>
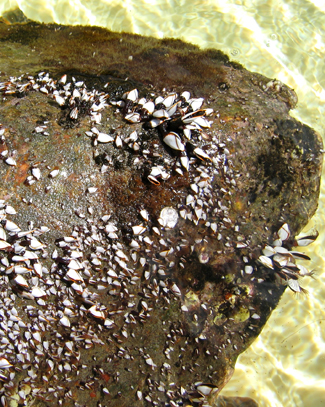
<box><xmin>0</xmin><ymin>21</ymin><xmax>322</xmax><ymax>407</ymax></box>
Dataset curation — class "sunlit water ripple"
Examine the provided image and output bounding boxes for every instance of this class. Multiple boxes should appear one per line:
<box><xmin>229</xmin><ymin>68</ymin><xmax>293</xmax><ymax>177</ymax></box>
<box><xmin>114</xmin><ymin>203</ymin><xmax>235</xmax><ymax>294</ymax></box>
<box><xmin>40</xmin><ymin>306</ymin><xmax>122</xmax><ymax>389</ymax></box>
<box><xmin>1</xmin><ymin>1</ymin><xmax>324</xmax><ymax>406</ymax></box>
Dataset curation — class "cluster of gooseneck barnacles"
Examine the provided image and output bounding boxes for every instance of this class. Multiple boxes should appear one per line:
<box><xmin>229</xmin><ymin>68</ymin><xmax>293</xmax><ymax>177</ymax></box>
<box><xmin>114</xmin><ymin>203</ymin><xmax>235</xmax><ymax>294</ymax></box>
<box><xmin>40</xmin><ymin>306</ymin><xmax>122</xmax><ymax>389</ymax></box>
<box><xmin>258</xmin><ymin>223</ymin><xmax>318</xmax><ymax>294</ymax></box>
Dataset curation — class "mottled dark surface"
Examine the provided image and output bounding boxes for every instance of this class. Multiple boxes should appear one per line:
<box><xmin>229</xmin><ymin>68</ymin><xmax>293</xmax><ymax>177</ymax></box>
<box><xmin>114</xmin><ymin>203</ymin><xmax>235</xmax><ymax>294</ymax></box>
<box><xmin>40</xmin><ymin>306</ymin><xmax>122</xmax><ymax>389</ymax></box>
<box><xmin>0</xmin><ymin>21</ymin><xmax>322</xmax><ymax>407</ymax></box>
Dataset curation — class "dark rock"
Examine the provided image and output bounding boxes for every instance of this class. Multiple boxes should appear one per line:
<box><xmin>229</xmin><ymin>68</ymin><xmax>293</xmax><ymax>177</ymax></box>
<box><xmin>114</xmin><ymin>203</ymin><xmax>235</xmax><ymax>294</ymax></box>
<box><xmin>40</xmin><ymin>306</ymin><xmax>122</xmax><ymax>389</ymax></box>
<box><xmin>0</xmin><ymin>21</ymin><xmax>322</xmax><ymax>407</ymax></box>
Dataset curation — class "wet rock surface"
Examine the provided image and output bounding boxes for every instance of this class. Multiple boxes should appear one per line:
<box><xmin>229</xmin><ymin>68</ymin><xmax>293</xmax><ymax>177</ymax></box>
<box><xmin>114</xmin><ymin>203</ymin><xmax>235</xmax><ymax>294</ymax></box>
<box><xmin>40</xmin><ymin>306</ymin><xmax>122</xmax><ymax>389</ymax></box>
<box><xmin>0</xmin><ymin>21</ymin><xmax>323</xmax><ymax>407</ymax></box>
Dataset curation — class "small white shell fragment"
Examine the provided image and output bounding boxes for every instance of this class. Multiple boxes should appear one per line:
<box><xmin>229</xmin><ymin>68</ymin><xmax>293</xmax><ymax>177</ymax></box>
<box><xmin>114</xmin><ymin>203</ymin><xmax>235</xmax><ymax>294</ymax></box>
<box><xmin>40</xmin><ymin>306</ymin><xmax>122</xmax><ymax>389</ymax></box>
<box><xmin>163</xmin><ymin>132</ymin><xmax>185</xmax><ymax>151</ymax></box>
<box><xmin>32</xmin><ymin>168</ymin><xmax>41</xmax><ymax>180</ymax></box>
<box><xmin>186</xmin><ymin>194</ymin><xmax>195</xmax><ymax>206</ymax></box>
<box><xmin>163</xmin><ymin>93</ymin><xmax>177</xmax><ymax>108</ymax></box>
<box><xmin>5</xmin><ymin>157</ymin><xmax>16</xmax><ymax>166</ymax></box>
<box><xmin>297</xmin><ymin>264</ymin><xmax>312</xmax><ymax>276</ymax></box>
<box><xmin>87</xmin><ymin>187</ymin><xmax>98</xmax><ymax>194</ymax></box>
<box><xmin>145</xmin><ymin>357</ymin><xmax>156</xmax><ymax>368</ymax></box>
<box><xmin>245</xmin><ymin>265</ymin><xmax>254</xmax><ymax>274</ymax></box>
<box><xmin>251</xmin><ymin>313</ymin><xmax>260</xmax><ymax>319</ymax></box>
<box><xmin>105</xmin><ymin>223</ymin><xmax>118</xmax><ymax>233</ymax></box>
<box><xmin>49</xmin><ymin>169</ymin><xmax>59</xmax><ymax>178</ymax></box>
<box><xmin>158</xmin><ymin>207</ymin><xmax>178</xmax><ymax>229</ymax></box>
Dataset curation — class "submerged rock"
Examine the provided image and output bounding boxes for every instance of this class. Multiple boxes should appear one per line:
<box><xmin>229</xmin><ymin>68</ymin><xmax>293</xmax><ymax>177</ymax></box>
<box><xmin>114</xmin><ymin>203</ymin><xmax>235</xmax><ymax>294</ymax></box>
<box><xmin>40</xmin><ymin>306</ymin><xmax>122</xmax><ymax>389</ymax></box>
<box><xmin>0</xmin><ymin>21</ymin><xmax>322</xmax><ymax>407</ymax></box>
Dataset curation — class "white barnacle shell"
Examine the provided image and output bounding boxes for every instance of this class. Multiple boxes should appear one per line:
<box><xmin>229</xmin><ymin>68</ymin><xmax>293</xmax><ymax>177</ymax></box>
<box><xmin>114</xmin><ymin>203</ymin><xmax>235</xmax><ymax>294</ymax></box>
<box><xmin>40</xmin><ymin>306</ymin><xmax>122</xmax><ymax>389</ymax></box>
<box><xmin>180</xmin><ymin>155</ymin><xmax>189</xmax><ymax>171</ymax></box>
<box><xmin>153</xmin><ymin>109</ymin><xmax>169</xmax><ymax>119</ymax></box>
<box><xmin>66</xmin><ymin>269</ymin><xmax>84</xmax><ymax>283</ymax></box>
<box><xmin>88</xmin><ymin>305</ymin><xmax>105</xmax><ymax>319</ymax></box>
<box><xmin>97</xmin><ymin>132</ymin><xmax>114</xmax><ymax>143</ymax></box>
<box><xmin>49</xmin><ymin>169</ymin><xmax>60</xmax><ymax>178</ymax></box>
<box><xmin>258</xmin><ymin>255</ymin><xmax>274</xmax><ymax>269</ymax></box>
<box><xmin>287</xmin><ymin>279</ymin><xmax>305</xmax><ymax>293</ymax></box>
<box><xmin>189</xmin><ymin>97</ymin><xmax>204</xmax><ymax>111</ymax></box>
<box><xmin>262</xmin><ymin>245</ymin><xmax>276</xmax><ymax>257</ymax></box>
<box><xmin>192</xmin><ymin>116</ymin><xmax>211</xmax><ymax>128</ymax></box>
<box><xmin>125</xmin><ymin>112</ymin><xmax>141</xmax><ymax>123</ymax></box>
<box><xmin>5</xmin><ymin>205</ymin><xmax>16</xmax><ymax>215</ymax></box>
<box><xmin>0</xmin><ymin>240</ymin><xmax>11</xmax><ymax>249</ymax></box>
<box><xmin>123</xmin><ymin>88</ymin><xmax>138</xmax><ymax>102</ymax></box>
<box><xmin>162</xmin><ymin>93</ymin><xmax>177</xmax><ymax>108</ymax></box>
<box><xmin>163</xmin><ymin>132</ymin><xmax>185</xmax><ymax>151</ymax></box>
<box><xmin>145</xmin><ymin>357</ymin><xmax>157</xmax><ymax>368</ymax></box>
<box><xmin>197</xmin><ymin>384</ymin><xmax>218</xmax><ymax>397</ymax></box>
<box><xmin>53</xmin><ymin>94</ymin><xmax>66</xmax><ymax>106</ymax></box>
<box><xmin>158</xmin><ymin>207</ymin><xmax>178</xmax><ymax>229</ymax></box>
<box><xmin>277</xmin><ymin>223</ymin><xmax>290</xmax><ymax>241</ymax></box>
<box><xmin>193</xmin><ymin>147</ymin><xmax>211</xmax><ymax>161</ymax></box>
<box><xmin>104</xmin><ymin>318</ymin><xmax>114</xmax><ymax>328</ymax></box>
<box><xmin>5</xmin><ymin>157</ymin><xmax>16</xmax><ymax>166</ymax></box>
<box><xmin>29</xmin><ymin>238</ymin><xmax>46</xmax><ymax>250</ymax></box>
<box><xmin>170</xmin><ymin>283</ymin><xmax>181</xmax><ymax>296</ymax></box>
<box><xmin>31</xmin><ymin>286</ymin><xmax>47</xmax><ymax>298</ymax></box>
<box><xmin>244</xmin><ymin>265</ymin><xmax>254</xmax><ymax>274</ymax></box>
<box><xmin>142</xmin><ymin>101</ymin><xmax>155</xmax><ymax>114</ymax></box>
<box><xmin>140</xmin><ymin>209</ymin><xmax>149</xmax><ymax>221</ymax></box>
<box><xmin>14</xmin><ymin>275</ymin><xmax>29</xmax><ymax>288</ymax></box>
<box><xmin>132</xmin><ymin>225</ymin><xmax>146</xmax><ymax>235</ymax></box>
<box><xmin>59</xmin><ymin>316</ymin><xmax>71</xmax><ymax>327</ymax></box>
<box><xmin>181</xmin><ymin>91</ymin><xmax>191</xmax><ymax>101</ymax></box>
<box><xmin>4</xmin><ymin>220</ymin><xmax>21</xmax><ymax>233</ymax></box>
<box><xmin>0</xmin><ymin>357</ymin><xmax>13</xmax><ymax>369</ymax></box>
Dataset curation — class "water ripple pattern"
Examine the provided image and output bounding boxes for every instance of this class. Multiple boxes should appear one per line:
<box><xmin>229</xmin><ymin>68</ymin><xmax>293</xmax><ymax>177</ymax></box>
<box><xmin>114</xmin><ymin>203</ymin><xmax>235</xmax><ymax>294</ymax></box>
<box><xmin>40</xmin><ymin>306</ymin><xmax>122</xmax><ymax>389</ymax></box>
<box><xmin>1</xmin><ymin>1</ymin><xmax>325</xmax><ymax>406</ymax></box>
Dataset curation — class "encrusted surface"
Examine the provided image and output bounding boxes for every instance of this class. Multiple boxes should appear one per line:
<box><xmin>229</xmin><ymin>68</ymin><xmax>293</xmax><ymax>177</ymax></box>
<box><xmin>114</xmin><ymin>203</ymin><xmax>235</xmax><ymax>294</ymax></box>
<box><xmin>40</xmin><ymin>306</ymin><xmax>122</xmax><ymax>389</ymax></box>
<box><xmin>0</xmin><ymin>22</ymin><xmax>322</xmax><ymax>407</ymax></box>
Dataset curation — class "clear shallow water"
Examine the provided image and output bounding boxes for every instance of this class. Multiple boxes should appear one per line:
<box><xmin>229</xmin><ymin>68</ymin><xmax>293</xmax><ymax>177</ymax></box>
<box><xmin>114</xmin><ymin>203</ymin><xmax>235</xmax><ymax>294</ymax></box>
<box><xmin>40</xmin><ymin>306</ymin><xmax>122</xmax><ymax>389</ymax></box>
<box><xmin>1</xmin><ymin>1</ymin><xmax>324</xmax><ymax>406</ymax></box>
